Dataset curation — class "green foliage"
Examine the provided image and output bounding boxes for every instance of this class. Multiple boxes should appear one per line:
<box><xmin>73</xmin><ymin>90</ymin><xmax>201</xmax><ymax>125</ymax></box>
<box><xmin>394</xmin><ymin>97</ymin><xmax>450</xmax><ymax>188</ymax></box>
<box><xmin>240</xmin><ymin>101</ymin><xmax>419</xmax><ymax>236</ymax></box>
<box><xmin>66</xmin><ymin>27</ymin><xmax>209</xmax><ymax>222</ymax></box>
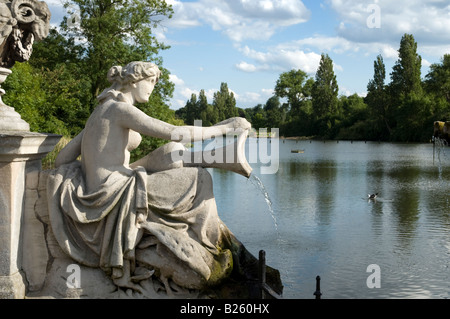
<box><xmin>273</xmin><ymin>69</ymin><xmax>313</xmax><ymax>136</ymax></box>
<box><xmin>275</xmin><ymin>69</ymin><xmax>312</xmax><ymax>113</ymax></box>
<box><xmin>425</xmin><ymin>54</ymin><xmax>450</xmax><ymax>103</ymax></box>
<box><xmin>176</xmin><ymin>83</ymin><xmax>239</xmax><ymax>126</ymax></box>
<box><xmin>312</xmin><ymin>53</ymin><xmax>339</xmax><ymax>123</ymax></box>
<box><xmin>213</xmin><ymin>82</ymin><xmax>239</xmax><ymax>120</ymax></box>
<box><xmin>365</xmin><ymin>54</ymin><xmax>391</xmax><ymax>140</ymax></box>
<box><xmin>390</xmin><ymin>34</ymin><xmax>423</xmax><ymax>99</ymax></box>
<box><xmin>61</xmin><ymin>0</ymin><xmax>174</xmax><ymax>103</ymax></box>
<box><xmin>245</xmin><ymin>104</ymin><xmax>266</xmax><ymax>129</ymax></box>
<box><xmin>3</xmin><ymin>62</ymin><xmax>73</xmax><ymax>135</ymax></box>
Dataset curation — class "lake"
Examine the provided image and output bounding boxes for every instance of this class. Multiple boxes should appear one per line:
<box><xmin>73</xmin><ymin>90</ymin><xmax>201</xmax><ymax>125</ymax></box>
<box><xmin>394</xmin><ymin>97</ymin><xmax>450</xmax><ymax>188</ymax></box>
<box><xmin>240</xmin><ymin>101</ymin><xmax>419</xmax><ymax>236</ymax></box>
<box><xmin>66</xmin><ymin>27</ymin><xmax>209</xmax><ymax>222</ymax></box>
<box><xmin>208</xmin><ymin>138</ymin><xmax>449</xmax><ymax>299</ymax></box>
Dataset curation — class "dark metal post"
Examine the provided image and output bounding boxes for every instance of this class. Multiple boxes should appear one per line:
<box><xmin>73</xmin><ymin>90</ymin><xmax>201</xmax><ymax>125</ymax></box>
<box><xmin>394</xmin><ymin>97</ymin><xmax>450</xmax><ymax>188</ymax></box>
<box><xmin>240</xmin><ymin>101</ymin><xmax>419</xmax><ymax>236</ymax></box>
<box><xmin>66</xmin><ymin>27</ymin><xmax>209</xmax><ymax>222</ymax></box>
<box><xmin>314</xmin><ymin>275</ymin><xmax>322</xmax><ymax>299</ymax></box>
<box><xmin>259</xmin><ymin>250</ymin><xmax>266</xmax><ymax>299</ymax></box>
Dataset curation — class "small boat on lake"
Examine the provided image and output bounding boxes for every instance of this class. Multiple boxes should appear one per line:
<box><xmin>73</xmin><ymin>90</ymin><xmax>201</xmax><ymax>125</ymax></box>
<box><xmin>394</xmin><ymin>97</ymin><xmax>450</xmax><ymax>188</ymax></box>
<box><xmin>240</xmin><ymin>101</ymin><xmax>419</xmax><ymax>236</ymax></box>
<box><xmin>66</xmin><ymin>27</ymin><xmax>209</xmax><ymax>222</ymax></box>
<box><xmin>291</xmin><ymin>149</ymin><xmax>305</xmax><ymax>153</ymax></box>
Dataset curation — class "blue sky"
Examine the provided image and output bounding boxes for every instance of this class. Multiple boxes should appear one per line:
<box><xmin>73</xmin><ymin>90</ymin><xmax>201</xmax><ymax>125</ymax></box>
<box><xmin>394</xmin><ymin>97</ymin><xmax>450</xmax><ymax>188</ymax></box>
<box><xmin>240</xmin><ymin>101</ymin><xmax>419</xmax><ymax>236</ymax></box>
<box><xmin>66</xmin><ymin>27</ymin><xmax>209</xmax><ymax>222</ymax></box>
<box><xmin>46</xmin><ymin>0</ymin><xmax>450</xmax><ymax>110</ymax></box>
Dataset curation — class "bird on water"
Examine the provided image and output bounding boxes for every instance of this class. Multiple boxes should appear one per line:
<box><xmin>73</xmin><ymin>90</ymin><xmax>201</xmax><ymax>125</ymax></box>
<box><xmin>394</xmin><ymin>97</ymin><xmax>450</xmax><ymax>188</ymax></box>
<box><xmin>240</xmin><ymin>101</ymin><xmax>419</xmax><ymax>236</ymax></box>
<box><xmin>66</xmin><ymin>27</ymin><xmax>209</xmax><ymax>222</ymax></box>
<box><xmin>368</xmin><ymin>193</ymin><xmax>378</xmax><ymax>199</ymax></box>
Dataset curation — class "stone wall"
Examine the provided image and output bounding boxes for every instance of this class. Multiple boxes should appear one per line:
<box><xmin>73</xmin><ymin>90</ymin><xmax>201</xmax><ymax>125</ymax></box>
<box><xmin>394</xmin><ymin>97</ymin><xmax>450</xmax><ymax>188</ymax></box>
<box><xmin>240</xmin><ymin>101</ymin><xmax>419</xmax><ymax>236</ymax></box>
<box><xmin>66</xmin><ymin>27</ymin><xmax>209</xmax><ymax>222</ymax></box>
<box><xmin>0</xmin><ymin>132</ymin><xmax>60</xmax><ymax>298</ymax></box>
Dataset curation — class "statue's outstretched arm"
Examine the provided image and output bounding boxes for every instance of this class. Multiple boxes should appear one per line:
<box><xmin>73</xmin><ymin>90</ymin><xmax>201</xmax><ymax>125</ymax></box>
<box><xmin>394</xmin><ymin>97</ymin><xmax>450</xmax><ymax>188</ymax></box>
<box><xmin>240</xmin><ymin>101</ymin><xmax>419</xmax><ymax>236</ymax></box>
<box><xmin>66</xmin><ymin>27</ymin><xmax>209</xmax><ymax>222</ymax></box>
<box><xmin>55</xmin><ymin>130</ymin><xmax>84</xmax><ymax>167</ymax></box>
<box><xmin>115</xmin><ymin>103</ymin><xmax>237</xmax><ymax>142</ymax></box>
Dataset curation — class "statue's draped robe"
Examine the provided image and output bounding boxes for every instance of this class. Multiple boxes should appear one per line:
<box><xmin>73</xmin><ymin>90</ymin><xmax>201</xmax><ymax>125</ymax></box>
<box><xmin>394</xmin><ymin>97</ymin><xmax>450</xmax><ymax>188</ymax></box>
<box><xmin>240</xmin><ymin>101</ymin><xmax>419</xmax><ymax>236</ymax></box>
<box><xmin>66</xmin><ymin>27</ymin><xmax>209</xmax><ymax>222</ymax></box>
<box><xmin>47</xmin><ymin>161</ymin><xmax>229</xmax><ymax>290</ymax></box>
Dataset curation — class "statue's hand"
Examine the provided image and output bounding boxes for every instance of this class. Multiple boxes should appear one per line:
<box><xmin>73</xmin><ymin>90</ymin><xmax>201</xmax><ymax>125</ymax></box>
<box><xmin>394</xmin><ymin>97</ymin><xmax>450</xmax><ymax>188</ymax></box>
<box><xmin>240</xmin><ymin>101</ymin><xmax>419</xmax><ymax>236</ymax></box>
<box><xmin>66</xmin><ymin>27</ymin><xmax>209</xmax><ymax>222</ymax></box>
<box><xmin>214</xmin><ymin>117</ymin><xmax>251</xmax><ymax>131</ymax></box>
<box><xmin>233</xmin><ymin>117</ymin><xmax>252</xmax><ymax>131</ymax></box>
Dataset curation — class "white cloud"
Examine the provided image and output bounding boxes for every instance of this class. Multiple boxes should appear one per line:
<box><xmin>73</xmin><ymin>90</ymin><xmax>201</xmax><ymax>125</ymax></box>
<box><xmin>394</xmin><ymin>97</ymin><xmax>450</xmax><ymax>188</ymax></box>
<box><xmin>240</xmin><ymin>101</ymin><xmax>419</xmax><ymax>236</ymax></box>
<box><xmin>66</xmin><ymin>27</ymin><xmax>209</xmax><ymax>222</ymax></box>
<box><xmin>304</xmin><ymin>36</ymin><xmax>400</xmax><ymax>60</ymax></box>
<box><xmin>169</xmin><ymin>74</ymin><xmax>185</xmax><ymax>86</ymax></box>
<box><xmin>328</xmin><ymin>0</ymin><xmax>450</xmax><ymax>55</ymax></box>
<box><xmin>380</xmin><ymin>44</ymin><xmax>398</xmax><ymax>59</ymax></box>
<box><xmin>236</xmin><ymin>89</ymin><xmax>275</xmax><ymax>105</ymax></box>
<box><xmin>238</xmin><ymin>45</ymin><xmax>322</xmax><ymax>74</ymax></box>
<box><xmin>166</xmin><ymin>0</ymin><xmax>310</xmax><ymax>42</ymax></box>
<box><xmin>422</xmin><ymin>58</ymin><xmax>431</xmax><ymax>68</ymax></box>
<box><xmin>235</xmin><ymin>61</ymin><xmax>259</xmax><ymax>73</ymax></box>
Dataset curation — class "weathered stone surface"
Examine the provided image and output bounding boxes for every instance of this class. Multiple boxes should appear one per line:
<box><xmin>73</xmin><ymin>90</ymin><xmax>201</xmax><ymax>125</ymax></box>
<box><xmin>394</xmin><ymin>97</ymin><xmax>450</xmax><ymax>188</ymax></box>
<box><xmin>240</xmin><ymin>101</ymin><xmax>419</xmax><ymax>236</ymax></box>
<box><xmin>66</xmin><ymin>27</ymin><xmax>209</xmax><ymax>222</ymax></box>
<box><xmin>0</xmin><ymin>0</ymin><xmax>51</xmax><ymax>69</ymax></box>
<box><xmin>0</xmin><ymin>132</ymin><xmax>60</xmax><ymax>299</ymax></box>
<box><xmin>0</xmin><ymin>271</ymin><xmax>26</xmax><ymax>299</ymax></box>
<box><xmin>22</xmin><ymin>170</ymin><xmax>48</xmax><ymax>292</ymax></box>
<box><xmin>0</xmin><ymin>0</ymin><xmax>52</xmax><ymax>132</ymax></box>
<box><xmin>29</xmin><ymin>172</ymin><xmax>283</xmax><ymax>299</ymax></box>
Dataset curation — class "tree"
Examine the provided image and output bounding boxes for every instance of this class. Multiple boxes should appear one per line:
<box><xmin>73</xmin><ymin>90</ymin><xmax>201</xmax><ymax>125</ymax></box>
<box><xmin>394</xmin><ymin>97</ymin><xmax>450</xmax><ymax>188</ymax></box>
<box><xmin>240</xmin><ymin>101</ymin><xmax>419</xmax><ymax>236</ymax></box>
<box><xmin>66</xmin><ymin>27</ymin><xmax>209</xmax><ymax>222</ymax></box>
<box><xmin>264</xmin><ymin>96</ymin><xmax>283</xmax><ymax>130</ymax></box>
<box><xmin>246</xmin><ymin>104</ymin><xmax>266</xmax><ymax>130</ymax></box>
<box><xmin>335</xmin><ymin>94</ymin><xmax>370</xmax><ymax>140</ymax></box>
<box><xmin>61</xmin><ymin>0</ymin><xmax>174</xmax><ymax>109</ymax></box>
<box><xmin>425</xmin><ymin>54</ymin><xmax>450</xmax><ymax>103</ymax></box>
<box><xmin>274</xmin><ymin>69</ymin><xmax>314</xmax><ymax>136</ymax></box>
<box><xmin>183</xmin><ymin>93</ymin><xmax>199</xmax><ymax>125</ymax></box>
<box><xmin>312</xmin><ymin>53</ymin><xmax>339</xmax><ymax>135</ymax></box>
<box><xmin>390</xmin><ymin>34</ymin><xmax>422</xmax><ymax>98</ymax></box>
<box><xmin>3</xmin><ymin>62</ymin><xmax>80</xmax><ymax>135</ymax></box>
<box><xmin>213</xmin><ymin>82</ymin><xmax>238</xmax><ymax>121</ymax></box>
<box><xmin>274</xmin><ymin>69</ymin><xmax>313</xmax><ymax>115</ymax></box>
<box><xmin>366</xmin><ymin>54</ymin><xmax>391</xmax><ymax>138</ymax></box>
<box><xmin>389</xmin><ymin>34</ymin><xmax>429</xmax><ymax>141</ymax></box>
<box><xmin>197</xmin><ymin>89</ymin><xmax>216</xmax><ymax>126</ymax></box>
<box><xmin>29</xmin><ymin>28</ymin><xmax>85</xmax><ymax>71</ymax></box>
<box><xmin>2</xmin><ymin>28</ymin><xmax>92</xmax><ymax>135</ymax></box>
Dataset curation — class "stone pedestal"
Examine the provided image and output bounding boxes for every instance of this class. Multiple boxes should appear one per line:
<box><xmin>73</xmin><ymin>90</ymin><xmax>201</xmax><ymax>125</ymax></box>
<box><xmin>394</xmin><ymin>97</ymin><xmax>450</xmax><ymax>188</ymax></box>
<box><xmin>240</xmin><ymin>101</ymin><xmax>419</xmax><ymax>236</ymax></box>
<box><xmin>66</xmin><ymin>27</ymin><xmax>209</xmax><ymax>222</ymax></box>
<box><xmin>0</xmin><ymin>132</ymin><xmax>61</xmax><ymax>298</ymax></box>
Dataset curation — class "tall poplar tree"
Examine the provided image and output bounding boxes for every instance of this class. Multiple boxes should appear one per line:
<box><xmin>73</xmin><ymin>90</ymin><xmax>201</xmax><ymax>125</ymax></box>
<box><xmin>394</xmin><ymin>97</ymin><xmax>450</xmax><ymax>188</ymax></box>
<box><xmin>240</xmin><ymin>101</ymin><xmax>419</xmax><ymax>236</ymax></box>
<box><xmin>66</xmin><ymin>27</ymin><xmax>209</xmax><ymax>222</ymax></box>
<box><xmin>312</xmin><ymin>53</ymin><xmax>339</xmax><ymax>134</ymax></box>
<box><xmin>198</xmin><ymin>89</ymin><xmax>216</xmax><ymax>126</ymax></box>
<box><xmin>366</xmin><ymin>54</ymin><xmax>391</xmax><ymax>138</ymax></box>
<box><xmin>213</xmin><ymin>83</ymin><xmax>238</xmax><ymax>121</ymax></box>
<box><xmin>389</xmin><ymin>34</ymin><xmax>431</xmax><ymax>141</ymax></box>
<box><xmin>390</xmin><ymin>34</ymin><xmax>422</xmax><ymax>95</ymax></box>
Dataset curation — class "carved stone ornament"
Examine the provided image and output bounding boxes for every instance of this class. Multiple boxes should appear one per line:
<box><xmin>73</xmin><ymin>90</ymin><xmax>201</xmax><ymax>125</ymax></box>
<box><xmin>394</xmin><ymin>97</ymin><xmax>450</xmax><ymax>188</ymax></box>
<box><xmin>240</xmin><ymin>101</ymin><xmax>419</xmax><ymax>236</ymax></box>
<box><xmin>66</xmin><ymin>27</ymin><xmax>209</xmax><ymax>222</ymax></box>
<box><xmin>0</xmin><ymin>0</ymin><xmax>51</xmax><ymax>131</ymax></box>
<box><xmin>0</xmin><ymin>0</ymin><xmax>51</xmax><ymax>68</ymax></box>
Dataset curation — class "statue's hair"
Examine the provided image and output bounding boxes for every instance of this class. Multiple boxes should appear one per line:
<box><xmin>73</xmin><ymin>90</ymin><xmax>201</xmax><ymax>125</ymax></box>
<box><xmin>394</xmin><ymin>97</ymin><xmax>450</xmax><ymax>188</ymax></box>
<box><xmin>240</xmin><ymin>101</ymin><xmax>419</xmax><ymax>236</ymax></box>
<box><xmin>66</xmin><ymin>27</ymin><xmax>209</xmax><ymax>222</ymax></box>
<box><xmin>97</xmin><ymin>61</ymin><xmax>161</xmax><ymax>103</ymax></box>
<box><xmin>107</xmin><ymin>61</ymin><xmax>161</xmax><ymax>85</ymax></box>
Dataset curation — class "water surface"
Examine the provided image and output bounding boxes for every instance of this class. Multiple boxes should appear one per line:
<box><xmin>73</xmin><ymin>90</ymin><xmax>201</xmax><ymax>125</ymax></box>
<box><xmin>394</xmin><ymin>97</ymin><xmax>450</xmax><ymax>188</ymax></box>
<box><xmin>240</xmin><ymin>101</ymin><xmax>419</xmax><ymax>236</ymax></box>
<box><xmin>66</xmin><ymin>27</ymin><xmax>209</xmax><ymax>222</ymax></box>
<box><xmin>210</xmin><ymin>139</ymin><xmax>449</xmax><ymax>299</ymax></box>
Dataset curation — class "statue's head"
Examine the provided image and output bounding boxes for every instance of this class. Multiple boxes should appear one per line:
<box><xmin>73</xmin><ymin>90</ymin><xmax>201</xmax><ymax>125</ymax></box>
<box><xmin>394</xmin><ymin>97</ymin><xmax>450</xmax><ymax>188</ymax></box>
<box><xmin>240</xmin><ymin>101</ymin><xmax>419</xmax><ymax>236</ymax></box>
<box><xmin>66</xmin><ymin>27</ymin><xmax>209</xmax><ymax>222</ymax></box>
<box><xmin>107</xmin><ymin>62</ymin><xmax>161</xmax><ymax>88</ymax></box>
<box><xmin>98</xmin><ymin>62</ymin><xmax>161</xmax><ymax>103</ymax></box>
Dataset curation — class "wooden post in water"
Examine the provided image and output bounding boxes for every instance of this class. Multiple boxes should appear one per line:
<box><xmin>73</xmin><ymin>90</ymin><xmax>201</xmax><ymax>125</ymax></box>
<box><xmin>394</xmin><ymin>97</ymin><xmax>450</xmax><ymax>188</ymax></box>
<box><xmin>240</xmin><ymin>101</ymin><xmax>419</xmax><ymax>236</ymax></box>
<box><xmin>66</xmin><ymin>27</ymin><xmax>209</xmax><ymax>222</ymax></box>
<box><xmin>314</xmin><ymin>276</ymin><xmax>322</xmax><ymax>299</ymax></box>
<box><xmin>258</xmin><ymin>250</ymin><xmax>266</xmax><ymax>299</ymax></box>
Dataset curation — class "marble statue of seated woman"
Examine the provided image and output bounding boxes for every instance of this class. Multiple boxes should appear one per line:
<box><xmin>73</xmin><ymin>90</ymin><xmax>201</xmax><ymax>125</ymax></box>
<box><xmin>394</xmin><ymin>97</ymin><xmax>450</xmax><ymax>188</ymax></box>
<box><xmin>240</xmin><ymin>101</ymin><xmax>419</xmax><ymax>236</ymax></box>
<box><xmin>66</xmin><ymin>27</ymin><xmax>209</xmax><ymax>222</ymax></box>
<box><xmin>47</xmin><ymin>61</ymin><xmax>254</xmax><ymax>297</ymax></box>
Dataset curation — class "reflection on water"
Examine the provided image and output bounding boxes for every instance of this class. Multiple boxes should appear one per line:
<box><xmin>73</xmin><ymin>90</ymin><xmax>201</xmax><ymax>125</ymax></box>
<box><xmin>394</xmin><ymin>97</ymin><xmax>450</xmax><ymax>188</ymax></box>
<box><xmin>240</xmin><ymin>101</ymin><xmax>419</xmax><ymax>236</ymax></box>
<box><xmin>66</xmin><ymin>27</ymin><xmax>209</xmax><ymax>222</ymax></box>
<box><xmin>210</xmin><ymin>140</ymin><xmax>449</xmax><ymax>299</ymax></box>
